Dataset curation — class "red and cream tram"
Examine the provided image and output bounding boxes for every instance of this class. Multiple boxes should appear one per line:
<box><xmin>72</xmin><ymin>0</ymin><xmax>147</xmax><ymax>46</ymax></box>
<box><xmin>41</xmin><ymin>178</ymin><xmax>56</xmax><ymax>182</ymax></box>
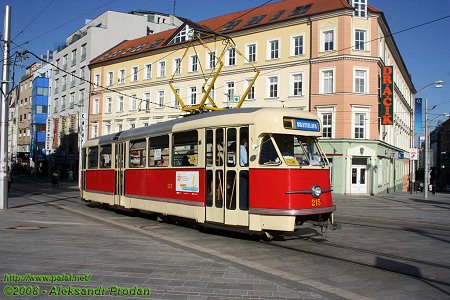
<box><xmin>81</xmin><ymin>108</ymin><xmax>335</xmax><ymax>234</ymax></box>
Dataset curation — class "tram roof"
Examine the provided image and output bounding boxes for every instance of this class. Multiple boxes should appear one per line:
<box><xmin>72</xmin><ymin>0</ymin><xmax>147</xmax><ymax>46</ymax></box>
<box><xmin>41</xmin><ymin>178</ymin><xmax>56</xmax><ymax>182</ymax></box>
<box><xmin>85</xmin><ymin>108</ymin><xmax>320</xmax><ymax>147</ymax></box>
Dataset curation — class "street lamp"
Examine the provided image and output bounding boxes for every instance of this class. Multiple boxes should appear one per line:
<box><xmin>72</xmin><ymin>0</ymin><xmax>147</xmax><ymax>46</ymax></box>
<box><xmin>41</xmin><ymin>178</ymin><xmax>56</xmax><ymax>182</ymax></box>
<box><xmin>420</xmin><ymin>80</ymin><xmax>444</xmax><ymax>199</ymax></box>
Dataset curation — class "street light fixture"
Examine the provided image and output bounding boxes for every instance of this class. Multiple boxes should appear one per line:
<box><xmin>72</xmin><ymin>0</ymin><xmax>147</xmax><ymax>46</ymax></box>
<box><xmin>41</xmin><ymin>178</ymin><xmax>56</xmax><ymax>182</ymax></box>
<box><xmin>420</xmin><ymin>80</ymin><xmax>444</xmax><ymax>199</ymax></box>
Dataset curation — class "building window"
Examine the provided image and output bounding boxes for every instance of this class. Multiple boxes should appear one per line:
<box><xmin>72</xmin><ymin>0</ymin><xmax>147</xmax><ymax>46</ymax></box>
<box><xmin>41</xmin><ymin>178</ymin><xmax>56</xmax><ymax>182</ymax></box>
<box><xmin>228</xmin><ymin>48</ymin><xmax>236</xmax><ymax>66</ymax></box>
<box><xmin>355</xmin><ymin>29</ymin><xmax>366</xmax><ymax>50</ymax></box>
<box><xmin>94</xmin><ymin>74</ymin><xmax>100</xmax><ymax>87</ymax></box>
<box><xmin>93</xmin><ymin>99</ymin><xmax>99</xmax><ymax>114</ymax></box>
<box><xmin>118</xmin><ymin>123</ymin><xmax>123</xmax><ymax>132</ymax></box>
<box><xmin>92</xmin><ymin>124</ymin><xmax>98</xmax><ymax>138</ymax></box>
<box><xmin>71</xmin><ymin>49</ymin><xmax>77</xmax><ymax>65</ymax></box>
<box><xmin>291</xmin><ymin>73</ymin><xmax>303</xmax><ymax>96</ymax></box>
<box><xmin>322</xmin><ymin>113</ymin><xmax>332</xmax><ymax>138</ymax></box>
<box><xmin>354</xmin><ymin>113</ymin><xmax>366</xmax><ymax>139</ymax></box>
<box><xmin>79</xmin><ymin>89</ymin><xmax>85</xmax><ymax>105</ymax></box>
<box><xmin>118</xmin><ymin>96</ymin><xmax>124</xmax><ymax>112</ymax></box>
<box><xmin>158</xmin><ymin>61</ymin><xmax>166</xmax><ymax>77</ymax></box>
<box><xmin>106</xmin><ymin>97</ymin><xmax>112</xmax><ymax>113</ymax></box>
<box><xmin>247</xmin><ymin>44</ymin><xmax>257</xmax><ymax>62</ymax></box>
<box><xmin>130</xmin><ymin>94</ymin><xmax>137</xmax><ymax>111</ymax></box>
<box><xmin>69</xmin><ymin>93</ymin><xmax>75</xmax><ymax>108</ymax></box>
<box><xmin>105</xmin><ymin>124</ymin><xmax>111</xmax><ymax>134</ymax></box>
<box><xmin>354</xmin><ymin>69</ymin><xmax>367</xmax><ymax>94</ymax></box>
<box><xmin>158</xmin><ymin>91</ymin><xmax>165</xmax><ymax>108</ymax></box>
<box><xmin>190</xmin><ymin>86</ymin><xmax>197</xmax><ymax>105</ymax></box>
<box><xmin>291</xmin><ymin>35</ymin><xmax>304</xmax><ymax>56</ymax></box>
<box><xmin>267</xmin><ymin>76</ymin><xmax>278</xmax><ymax>98</ymax></box>
<box><xmin>208</xmin><ymin>52</ymin><xmax>216</xmax><ymax>69</ymax></box>
<box><xmin>81</xmin><ymin>44</ymin><xmax>86</xmax><ymax>61</ymax></box>
<box><xmin>144</xmin><ymin>92</ymin><xmax>151</xmax><ymax>111</ymax></box>
<box><xmin>352</xmin><ymin>0</ymin><xmax>367</xmax><ymax>17</ymax></box>
<box><xmin>173</xmin><ymin>88</ymin><xmax>180</xmax><ymax>107</ymax></box>
<box><xmin>268</xmin><ymin>40</ymin><xmax>279</xmax><ymax>60</ymax></box>
<box><xmin>131</xmin><ymin>67</ymin><xmax>138</xmax><ymax>82</ymax></box>
<box><xmin>119</xmin><ymin>69</ymin><xmax>125</xmax><ymax>84</ymax></box>
<box><xmin>70</xmin><ymin>71</ymin><xmax>76</xmax><ymax>86</ymax></box>
<box><xmin>190</xmin><ymin>55</ymin><xmax>198</xmax><ymax>72</ymax></box>
<box><xmin>144</xmin><ymin>64</ymin><xmax>152</xmax><ymax>79</ymax></box>
<box><xmin>225</xmin><ymin>82</ymin><xmax>235</xmax><ymax>103</ymax></box>
<box><xmin>323</xmin><ymin>30</ymin><xmax>335</xmax><ymax>51</ymax></box>
<box><xmin>321</xmin><ymin>69</ymin><xmax>334</xmax><ymax>94</ymax></box>
<box><xmin>107</xmin><ymin>72</ymin><xmax>113</xmax><ymax>86</ymax></box>
<box><xmin>173</xmin><ymin>58</ymin><xmax>181</xmax><ymax>75</ymax></box>
<box><xmin>245</xmin><ymin>79</ymin><xmax>255</xmax><ymax>100</ymax></box>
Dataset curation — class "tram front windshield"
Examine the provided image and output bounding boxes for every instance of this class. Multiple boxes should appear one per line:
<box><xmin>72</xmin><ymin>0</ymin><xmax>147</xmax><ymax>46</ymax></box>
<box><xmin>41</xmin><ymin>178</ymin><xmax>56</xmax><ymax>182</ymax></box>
<box><xmin>259</xmin><ymin>134</ymin><xmax>327</xmax><ymax>167</ymax></box>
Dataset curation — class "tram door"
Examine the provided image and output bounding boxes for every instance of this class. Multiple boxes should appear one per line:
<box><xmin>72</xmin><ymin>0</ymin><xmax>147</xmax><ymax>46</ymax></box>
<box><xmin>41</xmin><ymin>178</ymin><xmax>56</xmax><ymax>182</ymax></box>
<box><xmin>114</xmin><ymin>142</ymin><xmax>125</xmax><ymax>206</ymax></box>
<box><xmin>205</xmin><ymin>127</ymin><xmax>249</xmax><ymax>227</ymax></box>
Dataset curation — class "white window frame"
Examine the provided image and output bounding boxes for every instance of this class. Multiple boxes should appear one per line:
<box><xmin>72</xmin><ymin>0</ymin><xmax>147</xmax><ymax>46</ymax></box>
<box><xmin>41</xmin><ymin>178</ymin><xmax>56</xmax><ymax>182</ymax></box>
<box><xmin>105</xmin><ymin>123</ymin><xmax>111</xmax><ymax>135</ymax></box>
<box><xmin>207</xmin><ymin>52</ymin><xmax>216</xmax><ymax>69</ymax></box>
<box><xmin>144</xmin><ymin>92</ymin><xmax>151</xmax><ymax>111</ymax></box>
<box><xmin>352</xmin><ymin>105</ymin><xmax>371</xmax><ymax>139</ymax></box>
<box><xmin>130</xmin><ymin>94</ymin><xmax>137</xmax><ymax>111</ymax></box>
<box><xmin>93</xmin><ymin>98</ymin><xmax>100</xmax><ymax>114</ymax></box>
<box><xmin>290</xmin><ymin>73</ymin><xmax>303</xmax><ymax>97</ymax></box>
<box><xmin>245</xmin><ymin>43</ymin><xmax>257</xmax><ymax>63</ymax></box>
<box><xmin>266</xmin><ymin>75</ymin><xmax>279</xmax><ymax>99</ymax></box>
<box><xmin>189</xmin><ymin>55</ymin><xmax>198</xmax><ymax>72</ymax></box>
<box><xmin>158</xmin><ymin>61</ymin><xmax>166</xmax><ymax>77</ymax></box>
<box><xmin>320</xmin><ymin>29</ymin><xmax>335</xmax><ymax>52</ymax></box>
<box><xmin>316</xmin><ymin>106</ymin><xmax>336</xmax><ymax>139</ymax></box>
<box><xmin>173</xmin><ymin>58</ymin><xmax>182</xmax><ymax>75</ymax></box>
<box><xmin>107</xmin><ymin>71</ymin><xmax>113</xmax><ymax>86</ymax></box>
<box><xmin>290</xmin><ymin>34</ymin><xmax>304</xmax><ymax>57</ymax></box>
<box><xmin>319</xmin><ymin>68</ymin><xmax>335</xmax><ymax>94</ymax></box>
<box><xmin>267</xmin><ymin>39</ymin><xmax>280</xmax><ymax>60</ymax></box>
<box><xmin>352</xmin><ymin>0</ymin><xmax>367</xmax><ymax>18</ymax></box>
<box><xmin>92</xmin><ymin>123</ymin><xmax>98</xmax><ymax>138</ymax></box>
<box><xmin>189</xmin><ymin>86</ymin><xmax>197</xmax><ymax>105</ymax></box>
<box><xmin>94</xmin><ymin>74</ymin><xmax>100</xmax><ymax>87</ymax></box>
<box><xmin>224</xmin><ymin>81</ymin><xmax>235</xmax><ymax>103</ymax></box>
<box><xmin>106</xmin><ymin>97</ymin><xmax>112</xmax><ymax>113</ymax></box>
<box><xmin>131</xmin><ymin>66</ymin><xmax>139</xmax><ymax>82</ymax></box>
<box><xmin>119</xmin><ymin>69</ymin><xmax>125</xmax><ymax>84</ymax></box>
<box><xmin>227</xmin><ymin>48</ymin><xmax>236</xmax><ymax>66</ymax></box>
<box><xmin>353</xmin><ymin>67</ymin><xmax>369</xmax><ymax>94</ymax></box>
<box><xmin>354</xmin><ymin>29</ymin><xmax>367</xmax><ymax>51</ymax></box>
<box><xmin>172</xmin><ymin>88</ymin><xmax>180</xmax><ymax>107</ymax></box>
<box><xmin>144</xmin><ymin>64</ymin><xmax>152</xmax><ymax>80</ymax></box>
<box><xmin>117</xmin><ymin>96</ymin><xmax>124</xmax><ymax>112</ymax></box>
<box><xmin>158</xmin><ymin>90</ymin><xmax>165</xmax><ymax>108</ymax></box>
<box><xmin>244</xmin><ymin>78</ymin><xmax>255</xmax><ymax>100</ymax></box>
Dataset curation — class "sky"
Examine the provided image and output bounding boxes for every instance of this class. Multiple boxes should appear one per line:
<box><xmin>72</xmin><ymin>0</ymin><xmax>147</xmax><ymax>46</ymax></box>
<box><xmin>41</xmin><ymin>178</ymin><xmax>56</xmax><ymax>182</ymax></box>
<box><xmin>1</xmin><ymin>0</ymin><xmax>450</xmax><ymax>133</ymax></box>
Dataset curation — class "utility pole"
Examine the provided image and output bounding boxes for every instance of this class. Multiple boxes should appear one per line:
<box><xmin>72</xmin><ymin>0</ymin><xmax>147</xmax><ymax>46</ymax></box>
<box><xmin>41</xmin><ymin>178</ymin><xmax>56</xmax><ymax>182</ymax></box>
<box><xmin>0</xmin><ymin>5</ymin><xmax>11</xmax><ymax>210</ymax></box>
<box><xmin>424</xmin><ymin>98</ymin><xmax>429</xmax><ymax>199</ymax></box>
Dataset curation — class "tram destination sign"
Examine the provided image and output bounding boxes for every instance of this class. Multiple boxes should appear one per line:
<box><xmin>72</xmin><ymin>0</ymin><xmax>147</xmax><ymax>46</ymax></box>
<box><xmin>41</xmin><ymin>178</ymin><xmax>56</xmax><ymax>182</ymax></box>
<box><xmin>294</xmin><ymin>119</ymin><xmax>319</xmax><ymax>131</ymax></box>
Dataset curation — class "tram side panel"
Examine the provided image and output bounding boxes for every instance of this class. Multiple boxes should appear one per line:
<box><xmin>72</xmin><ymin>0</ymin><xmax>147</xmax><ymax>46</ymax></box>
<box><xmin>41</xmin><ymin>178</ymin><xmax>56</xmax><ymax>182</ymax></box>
<box><xmin>122</xmin><ymin>168</ymin><xmax>206</xmax><ymax>221</ymax></box>
<box><xmin>84</xmin><ymin>169</ymin><xmax>116</xmax><ymax>204</ymax></box>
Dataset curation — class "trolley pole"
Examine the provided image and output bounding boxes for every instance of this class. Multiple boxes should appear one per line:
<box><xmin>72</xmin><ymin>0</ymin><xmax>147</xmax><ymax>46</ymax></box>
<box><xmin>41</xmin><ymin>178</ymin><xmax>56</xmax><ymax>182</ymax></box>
<box><xmin>0</xmin><ymin>5</ymin><xmax>11</xmax><ymax>210</ymax></box>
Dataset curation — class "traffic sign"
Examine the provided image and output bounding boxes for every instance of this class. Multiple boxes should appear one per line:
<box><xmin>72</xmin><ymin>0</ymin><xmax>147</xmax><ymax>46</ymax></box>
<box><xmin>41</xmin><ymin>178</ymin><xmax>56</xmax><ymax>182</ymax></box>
<box><xmin>410</xmin><ymin>148</ymin><xmax>418</xmax><ymax>160</ymax></box>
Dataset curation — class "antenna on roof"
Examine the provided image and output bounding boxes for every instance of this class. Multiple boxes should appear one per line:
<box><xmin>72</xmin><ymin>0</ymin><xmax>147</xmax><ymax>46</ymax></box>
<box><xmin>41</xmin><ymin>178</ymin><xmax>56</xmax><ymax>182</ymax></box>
<box><xmin>171</xmin><ymin>0</ymin><xmax>176</xmax><ymax>25</ymax></box>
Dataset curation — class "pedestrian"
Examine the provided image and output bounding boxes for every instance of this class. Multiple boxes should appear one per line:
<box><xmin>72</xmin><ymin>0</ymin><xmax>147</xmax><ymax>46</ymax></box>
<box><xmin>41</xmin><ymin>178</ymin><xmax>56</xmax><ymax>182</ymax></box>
<box><xmin>68</xmin><ymin>169</ymin><xmax>74</xmax><ymax>181</ymax></box>
<box><xmin>52</xmin><ymin>171</ymin><xmax>59</xmax><ymax>186</ymax></box>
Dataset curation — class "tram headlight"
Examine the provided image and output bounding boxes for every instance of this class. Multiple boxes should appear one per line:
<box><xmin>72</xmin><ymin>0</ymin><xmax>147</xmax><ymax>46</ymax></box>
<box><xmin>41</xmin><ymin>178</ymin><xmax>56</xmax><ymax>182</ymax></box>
<box><xmin>312</xmin><ymin>185</ymin><xmax>322</xmax><ymax>198</ymax></box>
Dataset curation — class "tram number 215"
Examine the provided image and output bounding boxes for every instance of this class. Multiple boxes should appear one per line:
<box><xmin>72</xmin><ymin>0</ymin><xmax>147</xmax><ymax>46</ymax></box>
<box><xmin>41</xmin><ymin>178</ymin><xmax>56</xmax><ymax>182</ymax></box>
<box><xmin>311</xmin><ymin>198</ymin><xmax>322</xmax><ymax>207</ymax></box>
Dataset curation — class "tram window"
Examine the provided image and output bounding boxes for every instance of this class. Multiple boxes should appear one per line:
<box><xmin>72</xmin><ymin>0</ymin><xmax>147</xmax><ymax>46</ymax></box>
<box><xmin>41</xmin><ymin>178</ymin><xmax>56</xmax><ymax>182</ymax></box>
<box><xmin>206</xmin><ymin>170</ymin><xmax>213</xmax><ymax>207</ymax></box>
<box><xmin>239</xmin><ymin>127</ymin><xmax>249</xmax><ymax>167</ymax></box>
<box><xmin>216</xmin><ymin>129</ymin><xmax>224</xmax><ymax>166</ymax></box>
<box><xmin>226</xmin><ymin>171</ymin><xmax>236</xmax><ymax>210</ymax></box>
<box><xmin>215</xmin><ymin>170</ymin><xmax>224</xmax><ymax>208</ymax></box>
<box><xmin>273</xmin><ymin>134</ymin><xmax>326</xmax><ymax>167</ymax></box>
<box><xmin>99</xmin><ymin>144</ymin><xmax>112</xmax><ymax>168</ymax></box>
<box><xmin>206</xmin><ymin>130</ymin><xmax>213</xmax><ymax>167</ymax></box>
<box><xmin>227</xmin><ymin>128</ymin><xmax>236</xmax><ymax>167</ymax></box>
<box><xmin>258</xmin><ymin>135</ymin><xmax>280</xmax><ymax>165</ymax></box>
<box><xmin>149</xmin><ymin>135</ymin><xmax>169</xmax><ymax>167</ymax></box>
<box><xmin>88</xmin><ymin>146</ymin><xmax>99</xmax><ymax>169</ymax></box>
<box><xmin>81</xmin><ymin>148</ymin><xmax>86</xmax><ymax>169</ymax></box>
<box><xmin>129</xmin><ymin>139</ymin><xmax>147</xmax><ymax>168</ymax></box>
<box><xmin>172</xmin><ymin>131</ymin><xmax>198</xmax><ymax>167</ymax></box>
<box><xmin>239</xmin><ymin>170</ymin><xmax>249</xmax><ymax>211</ymax></box>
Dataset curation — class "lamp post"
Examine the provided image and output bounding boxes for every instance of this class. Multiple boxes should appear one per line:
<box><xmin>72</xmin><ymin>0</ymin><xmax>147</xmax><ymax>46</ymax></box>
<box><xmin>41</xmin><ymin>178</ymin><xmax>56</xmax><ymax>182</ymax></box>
<box><xmin>420</xmin><ymin>80</ymin><xmax>443</xmax><ymax>199</ymax></box>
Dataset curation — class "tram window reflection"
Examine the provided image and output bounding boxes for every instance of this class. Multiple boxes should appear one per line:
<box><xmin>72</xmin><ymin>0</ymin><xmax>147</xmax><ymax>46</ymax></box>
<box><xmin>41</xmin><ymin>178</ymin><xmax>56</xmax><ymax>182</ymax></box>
<box><xmin>172</xmin><ymin>130</ymin><xmax>198</xmax><ymax>167</ymax></box>
<box><xmin>99</xmin><ymin>144</ymin><xmax>112</xmax><ymax>168</ymax></box>
<box><xmin>88</xmin><ymin>146</ymin><xmax>99</xmax><ymax>169</ymax></box>
<box><xmin>129</xmin><ymin>139</ymin><xmax>147</xmax><ymax>168</ymax></box>
<box><xmin>149</xmin><ymin>135</ymin><xmax>169</xmax><ymax>167</ymax></box>
<box><xmin>258</xmin><ymin>135</ymin><xmax>280</xmax><ymax>165</ymax></box>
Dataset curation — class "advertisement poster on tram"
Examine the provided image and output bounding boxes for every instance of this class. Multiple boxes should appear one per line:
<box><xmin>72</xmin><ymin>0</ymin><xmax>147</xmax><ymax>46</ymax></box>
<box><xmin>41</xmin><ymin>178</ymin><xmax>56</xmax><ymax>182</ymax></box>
<box><xmin>176</xmin><ymin>171</ymin><xmax>199</xmax><ymax>193</ymax></box>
